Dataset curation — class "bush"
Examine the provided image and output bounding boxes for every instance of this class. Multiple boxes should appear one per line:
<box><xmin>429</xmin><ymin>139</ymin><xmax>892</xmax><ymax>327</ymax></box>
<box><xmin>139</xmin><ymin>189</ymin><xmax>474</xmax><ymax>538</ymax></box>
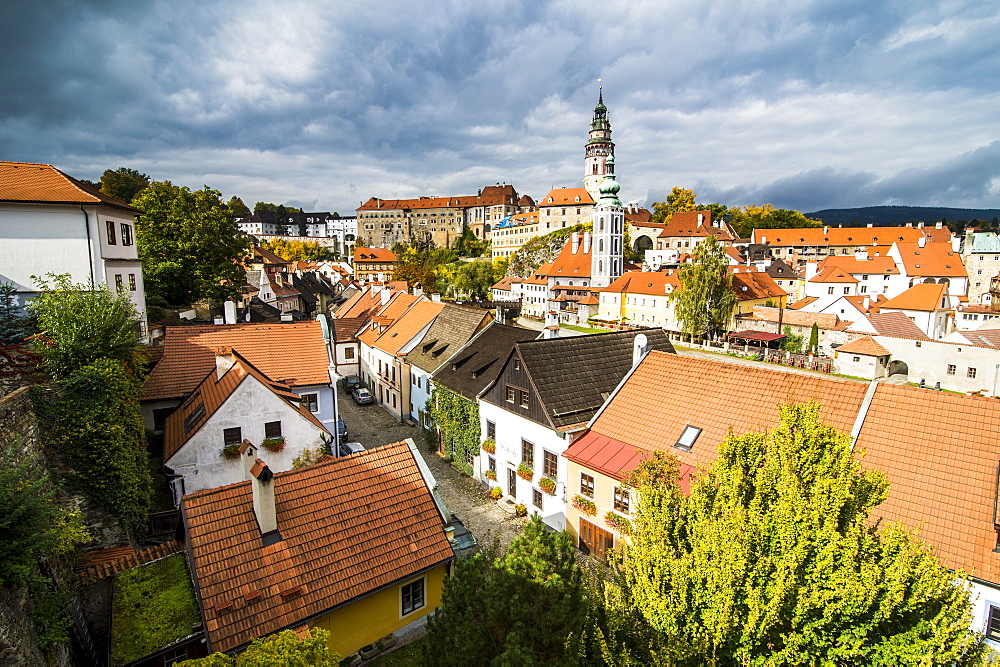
<box><xmin>491</xmin><ymin>486</ymin><xmax>503</xmax><ymax>500</ymax></box>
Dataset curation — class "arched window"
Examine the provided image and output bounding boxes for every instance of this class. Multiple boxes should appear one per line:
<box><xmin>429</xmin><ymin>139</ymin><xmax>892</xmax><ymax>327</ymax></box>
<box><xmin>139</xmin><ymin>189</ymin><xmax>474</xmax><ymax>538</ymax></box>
<box><xmin>599</xmin><ymin>239</ymin><xmax>604</xmax><ymax>252</ymax></box>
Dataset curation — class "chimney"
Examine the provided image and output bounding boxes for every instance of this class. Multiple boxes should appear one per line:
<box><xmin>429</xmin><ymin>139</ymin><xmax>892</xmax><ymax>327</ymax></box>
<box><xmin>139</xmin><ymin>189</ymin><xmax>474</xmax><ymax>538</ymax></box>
<box><xmin>571</xmin><ymin>232</ymin><xmax>580</xmax><ymax>254</ymax></box>
<box><xmin>867</xmin><ymin>223</ymin><xmax>873</xmax><ymax>228</ymax></box>
<box><xmin>377</xmin><ymin>272</ymin><xmax>385</xmax><ymax>282</ymax></box>
<box><xmin>583</xmin><ymin>231</ymin><xmax>591</xmax><ymax>254</ymax></box>
<box><xmin>543</xmin><ymin>311</ymin><xmax>560</xmax><ymax>339</ymax></box>
<box><xmin>761</xmin><ymin>235</ymin><xmax>767</xmax><ymax>245</ymax></box>
<box><xmin>823</xmin><ymin>226</ymin><xmax>828</xmax><ymax>234</ymax></box>
<box><xmin>413</xmin><ymin>285</ymin><xmax>424</xmax><ymax>298</ymax></box>
<box><xmin>863</xmin><ymin>296</ymin><xmax>870</xmax><ymax>311</ymax></box>
<box><xmin>632</xmin><ymin>333</ymin><xmax>649</xmax><ymax>368</ymax></box>
<box><xmin>431</xmin><ymin>293</ymin><xmax>441</xmax><ymax>302</ymax></box>
<box><xmin>918</xmin><ymin>236</ymin><xmax>926</xmax><ymax>248</ymax></box>
<box><xmin>380</xmin><ymin>288</ymin><xmax>391</xmax><ymax>305</ymax></box>
<box><xmin>936</xmin><ymin>221</ymin><xmax>943</xmax><ymax>229</ymax></box>
<box><xmin>918</xmin><ymin>221</ymin><xmax>925</xmax><ymax>228</ymax></box>
<box><xmin>249</xmin><ymin>456</ymin><xmax>278</xmax><ymax>536</ymax></box>
<box><xmin>215</xmin><ymin>347</ymin><xmax>237</xmax><ymax>379</ymax></box>
<box><xmin>905</xmin><ymin>222</ymin><xmax>912</xmax><ymax>227</ymax></box>
<box><xmin>697</xmin><ymin>213</ymin><xmax>704</xmax><ymax>226</ymax></box>
<box><xmin>223</xmin><ymin>300</ymin><xmax>237</xmax><ymax>325</ymax></box>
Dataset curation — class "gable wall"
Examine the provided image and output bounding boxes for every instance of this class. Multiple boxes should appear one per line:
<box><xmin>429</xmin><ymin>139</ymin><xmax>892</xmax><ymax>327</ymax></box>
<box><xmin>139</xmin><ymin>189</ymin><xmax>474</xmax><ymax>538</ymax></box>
<box><xmin>480</xmin><ymin>350</ymin><xmax>549</xmax><ymax>427</ymax></box>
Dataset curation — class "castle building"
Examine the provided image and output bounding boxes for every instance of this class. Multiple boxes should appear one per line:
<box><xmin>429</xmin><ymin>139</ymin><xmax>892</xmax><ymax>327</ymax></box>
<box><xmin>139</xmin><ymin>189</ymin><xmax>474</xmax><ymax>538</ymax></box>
<box><xmin>583</xmin><ymin>89</ymin><xmax>615</xmax><ymax>202</ymax></box>
<box><xmin>590</xmin><ymin>155</ymin><xmax>625</xmax><ymax>288</ymax></box>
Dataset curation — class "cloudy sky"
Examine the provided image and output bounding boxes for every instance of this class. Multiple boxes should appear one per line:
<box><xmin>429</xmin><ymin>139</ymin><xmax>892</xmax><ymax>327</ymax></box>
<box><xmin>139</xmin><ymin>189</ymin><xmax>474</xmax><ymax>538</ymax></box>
<box><xmin>2</xmin><ymin>0</ymin><xmax>998</xmax><ymax>214</ymax></box>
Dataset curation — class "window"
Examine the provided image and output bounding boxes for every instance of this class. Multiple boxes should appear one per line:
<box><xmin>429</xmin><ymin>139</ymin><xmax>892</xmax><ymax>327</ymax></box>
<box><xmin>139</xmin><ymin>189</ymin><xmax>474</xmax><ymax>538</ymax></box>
<box><xmin>969</xmin><ymin>367</ymin><xmax>977</xmax><ymax>379</ymax></box>
<box><xmin>120</xmin><ymin>223</ymin><xmax>133</xmax><ymax>246</ymax></box>
<box><xmin>152</xmin><ymin>408</ymin><xmax>172</xmax><ymax>432</ymax></box>
<box><xmin>465</xmin><ymin>448</ymin><xmax>474</xmax><ymax>466</ymax></box>
<box><xmin>401</xmin><ymin>578</ymin><xmax>425</xmax><ymax>616</ymax></box>
<box><xmin>505</xmin><ymin>386</ymin><xmax>515</xmax><ymax>402</ymax></box>
<box><xmin>301</xmin><ymin>393</ymin><xmax>319</xmax><ymax>413</ymax></box>
<box><xmin>947</xmin><ymin>365</ymin><xmax>956</xmax><ymax>375</ymax></box>
<box><xmin>843</xmin><ymin>286</ymin><xmax>850</xmax><ymax>294</ymax></box>
<box><xmin>521</xmin><ymin>439</ymin><xmax>534</xmax><ymax>466</ymax></box>
<box><xmin>580</xmin><ymin>473</ymin><xmax>594</xmax><ymax>498</ymax></box>
<box><xmin>613</xmin><ymin>486</ymin><xmax>630</xmax><ymax>514</ymax></box>
<box><xmin>223</xmin><ymin>427</ymin><xmax>242</xmax><ymax>446</ymax></box>
<box><xmin>852</xmin><ymin>356</ymin><xmax>860</xmax><ymax>363</ymax></box>
<box><xmin>345</xmin><ymin>347</ymin><xmax>355</xmax><ymax>360</ymax></box>
<box><xmin>543</xmin><ymin>450</ymin><xmax>557</xmax><ymax>478</ymax></box>
<box><xmin>114</xmin><ymin>274</ymin><xmax>123</xmax><ymax>291</ymax></box>
<box><xmin>107</xmin><ymin>220</ymin><xmax>116</xmax><ymax>245</ymax></box>
<box><xmin>488</xmin><ymin>456</ymin><xmax>496</xmax><ymax>473</ymax></box>
<box><xmin>987</xmin><ymin>605</ymin><xmax>1000</xmax><ymax>641</ymax></box>
<box><xmin>675</xmin><ymin>425</ymin><xmax>702</xmax><ymax>452</ymax></box>
<box><xmin>486</xmin><ymin>420</ymin><xmax>495</xmax><ymax>440</ymax></box>
<box><xmin>827</xmin><ymin>287</ymin><xmax>835</xmax><ymax>294</ymax></box>
<box><xmin>128</xmin><ymin>274</ymin><xmax>136</xmax><ymax>291</ymax></box>
<box><xmin>860</xmin><ymin>285</ymin><xmax>867</xmax><ymax>293</ymax></box>
<box><xmin>262</xmin><ymin>421</ymin><xmax>281</xmax><ymax>439</ymax></box>
<box><xmin>519</xmin><ymin>390</ymin><xmax>529</xmax><ymax>407</ymax></box>
<box><xmin>533</xmin><ymin>488</ymin><xmax>543</xmax><ymax>508</ymax></box>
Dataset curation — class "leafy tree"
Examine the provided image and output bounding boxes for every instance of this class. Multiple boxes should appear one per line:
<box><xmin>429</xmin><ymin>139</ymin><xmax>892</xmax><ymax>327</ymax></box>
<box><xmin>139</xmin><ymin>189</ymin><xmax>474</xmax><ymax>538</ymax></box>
<box><xmin>133</xmin><ymin>182</ymin><xmax>251</xmax><ymax>307</ymax></box>
<box><xmin>650</xmin><ymin>187</ymin><xmax>728</xmax><ymax>225</ymax></box>
<box><xmin>454</xmin><ymin>259</ymin><xmax>499</xmax><ymax>301</ymax></box>
<box><xmin>669</xmin><ymin>236</ymin><xmax>736</xmax><ymax>340</ymax></box>
<box><xmin>28</xmin><ymin>273</ymin><xmax>143</xmax><ymax>378</ymax></box>
<box><xmin>612</xmin><ymin>403</ymin><xmax>986</xmax><ymax>665</ymax></box>
<box><xmin>423</xmin><ymin>516</ymin><xmax>590</xmax><ymax>665</ymax></box>
<box><xmin>0</xmin><ymin>281</ymin><xmax>32</xmax><ymax>344</ymax></box>
<box><xmin>261</xmin><ymin>239</ymin><xmax>336</xmax><ymax>262</ymax></box>
<box><xmin>182</xmin><ymin>628</ymin><xmax>339</xmax><ymax>665</ymax></box>
<box><xmin>226</xmin><ymin>196</ymin><xmax>250</xmax><ymax>217</ymax></box>
<box><xmin>729</xmin><ymin>204</ymin><xmax>822</xmax><ymax>239</ymax></box>
<box><xmin>0</xmin><ymin>447</ymin><xmax>89</xmax><ymax>587</ymax></box>
<box><xmin>99</xmin><ymin>167</ymin><xmax>150</xmax><ymax>204</ymax></box>
<box><xmin>780</xmin><ymin>325</ymin><xmax>804</xmax><ymax>353</ymax></box>
<box><xmin>454</xmin><ymin>226</ymin><xmax>489</xmax><ymax>257</ymax></box>
<box><xmin>808</xmin><ymin>322</ymin><xmax>820</xmax><ymax>354</ymax></box>
<box><xmin>507</xmin><ymin>223</ymin><xmax>590</xmax><ymax>279</ymax></box>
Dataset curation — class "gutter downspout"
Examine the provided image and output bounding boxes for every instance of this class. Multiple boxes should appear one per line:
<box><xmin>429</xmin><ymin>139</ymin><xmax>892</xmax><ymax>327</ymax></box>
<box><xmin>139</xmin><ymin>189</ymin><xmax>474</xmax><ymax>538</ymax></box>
<box><xmin>80</xmin><ymin>205</ymin><xmax>96</xmax><ymax>287</ymax></box>
<box><xmin>849</xmin><ymin>378</ymin><xmax>881</xmax><ymax>451</ymax></box>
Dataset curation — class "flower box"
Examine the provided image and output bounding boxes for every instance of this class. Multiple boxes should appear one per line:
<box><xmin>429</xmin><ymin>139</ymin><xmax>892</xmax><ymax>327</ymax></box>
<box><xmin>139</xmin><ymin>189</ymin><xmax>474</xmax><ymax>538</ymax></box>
<box><xmin>516</xmin><ymin>462</ymin><xmax>533</xmax><ymax>481</ymax></box>
<box><xmin>221</xmin><ymin>443</ymin><xmax>241</xmax><ymax>460</ymax></box>
<box><xmin>514</xmin><ymin>503</ymin><xmax>527</xmax><ymax>517</ymax></box>
<box><xmin>262</xmin><ymin>436</ymin><xmax>286</xmax><ymax>453</ymax></box>
<box><xmin>604</xmin><ymin>511</ymin><xmax>632</xmax><ymax>535</ymax></box>
<box><xmin>491</xmin><ymin>486</ymin><xmax>503</xmax><ymax>500</ymax></box>
<box><xmin>572</xmin><ymin>495</ymin><xmax>597</xmax><ymax>516</ymax></box>
<box><xmin>539</xmin><ymin>476</ymin><xmax>556</xmax><ymax>495</ymax></box>
<box><xmin>484</xmin><ymin>469</ymin><xmax>497</xmax><ymax>481</ymax></box>
<box><xmin>481</xmin><ymin>439</ymin><xmax>496</xmax><ymax>454</ymax></box>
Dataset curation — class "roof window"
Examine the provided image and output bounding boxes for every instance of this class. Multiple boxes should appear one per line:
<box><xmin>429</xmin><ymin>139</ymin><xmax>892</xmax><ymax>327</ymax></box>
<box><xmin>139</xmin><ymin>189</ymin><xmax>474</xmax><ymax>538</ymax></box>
<box><xmin>675</xmin><ymin>425</ymin><xmax>702</xmax><ymax>452</ymax></box>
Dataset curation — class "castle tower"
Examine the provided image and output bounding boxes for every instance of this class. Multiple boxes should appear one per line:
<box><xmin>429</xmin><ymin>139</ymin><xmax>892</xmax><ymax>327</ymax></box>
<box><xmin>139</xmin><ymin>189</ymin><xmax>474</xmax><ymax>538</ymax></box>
<box><xmin>583</xmin><ymin>88</ymin><xmax>615</xmax><ymax>202</ymax></box>
<box><xmin>591</xmin><ymin>154</ymin><xmax>624</xmax><ymax>288</ymax></box>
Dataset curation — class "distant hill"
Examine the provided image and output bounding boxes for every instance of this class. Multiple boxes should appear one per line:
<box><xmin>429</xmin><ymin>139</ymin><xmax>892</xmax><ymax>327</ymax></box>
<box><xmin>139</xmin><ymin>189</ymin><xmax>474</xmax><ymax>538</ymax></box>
<box><xmin>805</xmin><ymin>206</ymin><xmax>1000</xmax><ymax>227</ymax></box>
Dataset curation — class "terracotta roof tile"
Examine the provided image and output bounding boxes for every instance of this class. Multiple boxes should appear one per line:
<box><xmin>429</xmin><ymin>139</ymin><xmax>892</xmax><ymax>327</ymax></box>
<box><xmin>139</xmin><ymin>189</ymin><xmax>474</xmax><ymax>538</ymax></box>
<box><xmin>808</xmin><ymin>266</ymin><xmax>859</xmax><ymax>283</ymax></box>
<box><xmin>601</xmin><ymin>271</ymin><xmax>679</xmax><ymax>295</ymax></box>
<box><xmin>0</xmin><ymin>160</ymin><xmax>141</xmax><ymax>212</ymax></box>
<box><xmin>836</xmin><ymin>336</ymin><xmax>890</xmax><ymax>356</ymax></box>
<box><xmin>183</xmin><ymin>441</ymin><xmax>454</xmax><ymax>653</ymax></box>
<box><xmin>857</xmin><ymin>311</ymin><xmax>931</xmax><ymax>339</ymax></box>
<box><xmin>754</xmin><ymin>226</ymin><xmax>925</xmax><ymax>247</ymax></box>
<box><xmin>352</xmin><ymin>247</ymin><xmax>398</xmax><ymax>263</ymax></box>
<box><xmin>538</xmin><ymin>188</ymin><xmax>594</xmax><ymax>207</ymax></box>
<box><xmin>370</xmin><ymin>300</ymin><xmax>445</xmax><ymax>356</ymax></box>
<box><xmin>893</xmin><ymin>242</ymin><xmax>967</xmax><ymax>278</ymax></box>
<box><xmin>880</xmin><ymin>283</ymin><xmax>949</xmax><ymax>312</ymax></box>
<box><xmin>818</xmin><ymin>255</ymin><xmax>899</xmax><ymax>275</ymax></box>
<box><xmin>141</xmin><ymin>323</ymin><xmax>330</xmax><ymax>402</ymax></box>
<box><xmin>655</xmin><ymin>211</ymin><xmax>737</xmax><ymax>241</ymax></box>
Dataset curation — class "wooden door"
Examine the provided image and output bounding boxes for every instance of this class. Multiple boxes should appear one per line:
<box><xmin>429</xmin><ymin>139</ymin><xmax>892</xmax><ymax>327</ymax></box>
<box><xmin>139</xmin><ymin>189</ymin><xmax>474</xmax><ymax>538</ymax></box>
<box><xmin>579</xmin><ymin>518</ymin><xmax>614</xmax><ymax>560</ymax></box>
<box><xmin>508</xmin><ymin>468</ymin><xmax>517</xmax><ymax>497</ymax></box>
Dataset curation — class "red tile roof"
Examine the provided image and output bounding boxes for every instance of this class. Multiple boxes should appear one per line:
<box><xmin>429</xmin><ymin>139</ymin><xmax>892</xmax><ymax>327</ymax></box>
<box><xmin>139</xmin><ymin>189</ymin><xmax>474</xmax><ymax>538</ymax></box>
<box><xmin>836</xmin><ymin>336</ymin><xmax>890</xmax><ymax>356</ymax></box>
<box><xmin>818</xmin><ymin>255</ymin><xmax>899</xmax><ymax>275</ymax></box>
<box><xmin>808</xmin><ymin>266</ymin><xmax>859</xmax><ymax>283</ymax></box>
<box><xmin>370</xmin><ymin>300</ymin><xmax>444</xmax><ymax>356</ymax></box>
<box><xmin>352</xmin><ymin>247</ymin><xmax>398</xmax><ymax>263</ymax></box>
<box><xmin>728</xmin><ymin>268</ymin><xmax>787</xmax><ymax>301</ymax></box>
<box><xmin>879</xmin><ymin>283</ymin><xmax>949</xmax><ymax>312</ymax></box>
<box><xmin>656</xmin><ymin>210</ymin><xmax>737</xmax><ymax>241</ymax></box>
<box><xmin>0</xmin><ymin>160</ymin><xmax>141</xmax><ymax>212</ymax></box>
<box><xmin>183</xmin><ymin>441</ymin><xmax>454</xmax><ymax>653</ymax></box>
<box><xmin>141</xmin><ymin>323</ymin><xmax>330</xmax><ymax>402</ymax></box>
<box><xmin>602</xmin><ymin>270</ymin><xmax>680</xmax><ymax>295</ymax></box>
<box><xmin>856</xmin><ymin>311</ymin><xmax>931</xmax><ymax>340</ymax></box>
<box><xmin>538</xmin><ymin>188</ymin><xmax>594</xmax><ymax>207</ymax></box>
<box><xmin>754</xmin><ymin>226</ymin><xmax>925</xmax><ymax>247</ymax></box>
<box><xmin>892</xmin><ymin>242</ymin><xmax>967</xmax><ymax>278</ymax></box>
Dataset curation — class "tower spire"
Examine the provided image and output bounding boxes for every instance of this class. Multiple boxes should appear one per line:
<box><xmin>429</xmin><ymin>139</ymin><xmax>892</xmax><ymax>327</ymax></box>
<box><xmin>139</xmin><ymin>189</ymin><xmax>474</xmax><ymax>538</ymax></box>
<box><xmin>583</xmin><ymin>83</ymin><xmax>614</xmax><ymax>201</ymax></box>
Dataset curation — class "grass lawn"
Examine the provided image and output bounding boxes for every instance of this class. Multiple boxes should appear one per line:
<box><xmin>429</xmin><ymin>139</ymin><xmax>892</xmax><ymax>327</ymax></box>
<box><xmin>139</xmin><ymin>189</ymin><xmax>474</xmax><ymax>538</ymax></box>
<box><xmin>367</xmin><ymin>637</ymin><xmax>426</xmax><ymax>666</ymax></box>
<box><xmin>561</xmin><ymin>324</ymin><xmax>606</xmax><ymax>334</ymax></box>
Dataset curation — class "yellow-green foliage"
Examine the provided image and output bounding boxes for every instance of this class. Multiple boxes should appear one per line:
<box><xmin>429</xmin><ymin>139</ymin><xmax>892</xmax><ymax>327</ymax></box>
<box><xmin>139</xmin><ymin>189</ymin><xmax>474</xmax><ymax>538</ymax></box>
<box><xmin>261</xmin><ymin>238</ymin><xmax>337</xmax><ymax>261</ymax></box>
<box><xmin>428</xmin><ymin>386</ymin><xmax>479</xmax><ymax>475</ymax></box>
<box><xmin>111</xmin><ymin>554</ymin><xmax>201</xmax><ymax>666</ymax></box>
<box><xmin>612</xmin><ymin>403</ymin><xmax>986</xmax><ymax>665</ymax></box>
<box><xmin>180</xmin><ymin>628</ymin><xmax>339</xmax><ymax>665</ymax></box>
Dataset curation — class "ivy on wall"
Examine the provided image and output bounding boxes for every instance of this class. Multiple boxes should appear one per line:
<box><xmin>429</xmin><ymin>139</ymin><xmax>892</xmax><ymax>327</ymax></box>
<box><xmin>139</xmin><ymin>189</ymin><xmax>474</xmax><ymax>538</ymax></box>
<box><xmin>428</xmin><ymin>385</ymin><xmax>479</xmax><ymax>476</ymax></box>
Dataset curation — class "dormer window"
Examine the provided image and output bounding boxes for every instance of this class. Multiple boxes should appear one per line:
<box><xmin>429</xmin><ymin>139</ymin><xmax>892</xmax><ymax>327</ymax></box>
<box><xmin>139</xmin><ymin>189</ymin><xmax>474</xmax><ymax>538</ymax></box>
<box><xmin>675</xmin><ymin>425</ymin><xmax>702</xmax><ymax>452</ymax></box>
<box><xmin>575</xmin><ymin>196</ymin><xmax>581</xmax><ymax>202</ymax></box>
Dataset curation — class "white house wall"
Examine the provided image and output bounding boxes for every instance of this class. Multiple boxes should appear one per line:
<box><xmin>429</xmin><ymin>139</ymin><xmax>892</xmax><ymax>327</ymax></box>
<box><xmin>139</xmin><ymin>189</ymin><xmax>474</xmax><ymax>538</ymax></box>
<box><xmin>970</xmin><ymin>580</ymin><xmax>1000</xmax><ymax>654</ymax></box>
<box><xmin>166</xmin><ymin>377</ymin><xmax>329</xmax><ymax>496</ymax></box>
<box><xmin>858</xmin><ymin>335</ymin><xmax>1000</xmax><ymax>394</ymax></box>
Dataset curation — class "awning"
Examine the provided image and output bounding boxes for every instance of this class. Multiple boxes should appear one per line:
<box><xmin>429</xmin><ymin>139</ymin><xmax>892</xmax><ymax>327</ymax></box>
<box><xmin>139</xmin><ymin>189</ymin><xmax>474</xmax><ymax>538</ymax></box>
<box><xmin>727</xmin><ymin>330</ymin><xmax>786</xmax><ymax>343</ymax></box>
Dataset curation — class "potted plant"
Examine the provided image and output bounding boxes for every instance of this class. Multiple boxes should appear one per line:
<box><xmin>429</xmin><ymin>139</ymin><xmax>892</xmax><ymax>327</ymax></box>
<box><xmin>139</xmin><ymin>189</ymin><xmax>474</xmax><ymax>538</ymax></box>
<box><xmin>484</xmin><ymin>469</ymin><xmax>497</xmax><ymax>481</ymax></box>
<box><xmin>514</xmin><ymin>503</ymin><xmax>527</xmax><ymax>517</ymax></box>
<box><xmin>221</xmin><ymin>443</ymin><xmax>240</xmax><ymax>460</ymax></box>
<box><xmin>491</xmin><ymin>486</ymin><xmax>503</xmax><ymax>500</ymax></box>
<box><xmin>481</xmin><ymin>439</ymin><xmax>496</xmax><ymax>454</ymax></box>
<box><xmin>604</xmin><ymin>511</ymin><xmax>632</xmax><ymax>535</ymax></box>
<box><xmin>516</xmin><ymin>462</ymin><xmax>533</xmax><ymax>481</ymax></box>
<box><xmin>572</xmin><ymin>495</ymin><xmax>597</xmax><ymax>516</ymax></box>
<box><xmin>539</xmin><ymin>476</ymin><xmax>556</xmax><ymax>495</ymax></box>
<box><xmin>262</xmin><ymin>436</ymin><xmax>285</xmax><ymax>453</ymax></box>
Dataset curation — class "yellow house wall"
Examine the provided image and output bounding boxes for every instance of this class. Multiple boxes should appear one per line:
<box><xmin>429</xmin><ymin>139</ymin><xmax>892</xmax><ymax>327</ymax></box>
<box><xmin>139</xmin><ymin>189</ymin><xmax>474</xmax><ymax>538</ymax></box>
<box><xmin>565</xmin><ymin>460</ymin><xmax>633</xmax><ymax>550</ymax></box>
<box><xmin>311</xmin><ymin>563</ymin><xmax>448</xmax><ymax>658</ymax></box>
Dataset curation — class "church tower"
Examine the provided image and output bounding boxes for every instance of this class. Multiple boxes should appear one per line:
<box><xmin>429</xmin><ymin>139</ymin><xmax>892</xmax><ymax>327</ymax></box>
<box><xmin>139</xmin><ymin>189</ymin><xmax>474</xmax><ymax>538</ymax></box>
<box><xmin>583</xmin><ymin>88</ymin><xmax>615</xmax><ymax>202</ymax></box>
<box><xmin>590</xmin><ymin>154</ymin><xmax>624</xmax><ymax>288</ymax></box>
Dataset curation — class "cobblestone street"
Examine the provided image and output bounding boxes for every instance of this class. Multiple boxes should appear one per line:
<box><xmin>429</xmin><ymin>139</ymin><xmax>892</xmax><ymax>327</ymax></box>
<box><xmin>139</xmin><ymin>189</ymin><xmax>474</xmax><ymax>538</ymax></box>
<box><xmin>336</xmin><ymin>385</ymin><xmax>528</xmax><ymax>550</ymax></box>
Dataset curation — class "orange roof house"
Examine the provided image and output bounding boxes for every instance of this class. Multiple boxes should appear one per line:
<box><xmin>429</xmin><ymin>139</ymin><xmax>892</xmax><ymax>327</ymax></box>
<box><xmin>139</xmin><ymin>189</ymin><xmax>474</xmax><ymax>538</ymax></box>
<box><xmin>880</xmin><ymin>283</ymin><xmax>951</xmax><ymax>312</ymax></box>
<box><xmin>655</xmin><ymin>210</ymin><xmax>739</xmax><ymax>245</ymax></box>
<box><xmin>0</xmin><ymin>160</ymin><xmax>140</xmax><ymax>212</ymax></box>
<box><xmin>183</xmin><ymin>440</ymin><xmax>455</xmax><ymax>657</ymax></box>
<box><xmin>164</xmin><ymin>350</ymin><xmax>330</xmax><ymax>497</ymax></box>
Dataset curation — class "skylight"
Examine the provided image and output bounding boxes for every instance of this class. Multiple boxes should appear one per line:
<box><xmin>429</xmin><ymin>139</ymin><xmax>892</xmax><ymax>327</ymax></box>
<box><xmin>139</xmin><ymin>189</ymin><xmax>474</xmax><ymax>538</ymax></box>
<box><xmin>674</xmin><ymin>425</ymin><xmax>702</xmax><ymax>452</ymax></box>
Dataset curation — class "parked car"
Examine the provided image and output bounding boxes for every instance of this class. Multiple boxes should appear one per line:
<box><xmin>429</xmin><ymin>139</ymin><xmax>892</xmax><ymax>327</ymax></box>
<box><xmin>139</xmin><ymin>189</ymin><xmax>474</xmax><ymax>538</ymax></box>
<box><xmin>338</xmin><ymin>442</ymin><xmax>365</xmax><ymax>457</ymax></box>
<box><xmin>351</xmin><ymin>388</ymin><xmax>373</xmax><ymax>405</ymax></box>
<box><xmin>340</xmin><ymin>376</ymin><xmax>361</xmax><ymax>393</ymax></box>
<box><xmin>337</xmin><ymin>417</ymin><xmax>348</xmax><ymax>443</ymax></box>
<box><xmin>448</xmin><ymin>514</ymin><xmax>478</xmax><ymax>558</ymax></box>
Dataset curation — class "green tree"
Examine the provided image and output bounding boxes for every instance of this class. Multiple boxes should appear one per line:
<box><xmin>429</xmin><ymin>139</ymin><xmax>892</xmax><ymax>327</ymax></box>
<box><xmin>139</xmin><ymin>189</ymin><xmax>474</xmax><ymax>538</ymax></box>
<box><xmin>182</xmin><ymin>628</ymin><xmax>339</xmax><ymax>665</ymax></box>
<box><xmin>808</xmin><ymin>322</ymin><xmax>819</xmax><ymax>354</ymax></box>
<box><xmin>454</xmin><ymin>259</ymin><xmax>498</xmax><ymax>301</ymax></box>
<box><xmin>454</xmin><ymin>226</ymin><xmax>489</xmax><ymax>257</ymax></box>
<box><xmin>650</xmin><ymin>187</ymin><xmax>729</xmax><ymax>225</ymax></box>
<box><xmin>0</xmin><ymin>281</ymin><xmax>32</xmax><ymax>345</ymax></box>
<box><xmin>28</xmin><ymin>274</ymin><xmax>143</xmax><ymax>378</ymax></box>
<box><xmin>669</xmin><ymin>236</ymin><xmax>736</xmax><ymax>340</ymax></box>
<box><xmin>133</xmin><ymin>182</ymin><xmax>251</xmax><ymax>307</ymax></box>
<box><xmin>226</xmin><ymin>196</ymin><xmax>250</xmax><ymax>217</ymax></box>
<box><xmin>99</xmin><ymin>167</ymin><xmax>150</xmax><ymax>204</ymax></box>
<box><xmin>781</xmin><ymin>325</ymin><xmax>804</xmax><ymax>353</ymax></box>
<box><xmin>729</xmin><ymin>204</ymin><xmax>822</xmax><ymax>239</ymax></box>
<box><xmin>423</xmin><ymin>516</ymin><xmax>590</xmax><ymax>665</ymax></box>
<box><xmin>612</xmin><ymin>403</ymin><xmax>986</xmax><ymax>665</ymax></box>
